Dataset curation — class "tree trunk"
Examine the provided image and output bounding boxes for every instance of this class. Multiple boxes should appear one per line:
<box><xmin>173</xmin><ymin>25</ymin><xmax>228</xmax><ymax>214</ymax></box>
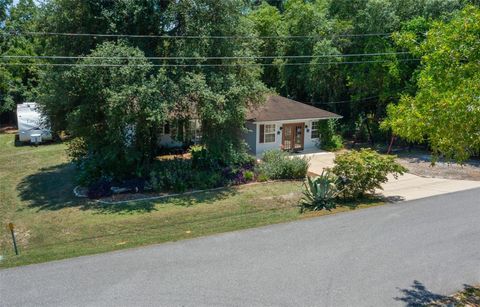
<box><xmin>364</xmin><ymin>116</ymin><xmax>375</xmax><ymax>146</ymax></box>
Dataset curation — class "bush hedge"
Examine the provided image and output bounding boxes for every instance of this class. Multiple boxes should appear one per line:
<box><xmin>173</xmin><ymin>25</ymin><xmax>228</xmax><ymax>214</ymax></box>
<box><xmin>331</xmin><ymin>149</ymin><xmax>407</xmax><ymax>198</ymax></box>
<box><xmin>317</xmin><ymin>119</ymin><xmax>344</xmax><ymax>152</ymax></box>
<box><xmin>88</xmin><ymin>148</ymin><xmax>310</xmax><ymax>198</ymax></box>
<box><xmin>257</xmin><ymin>150</ymin><xmax>309</xmax><ymax>180</ymax></box>
<box><xmin>148</xmin><ymin>147</ymin><xmax>257</xmax><ymax>193</ymax></box>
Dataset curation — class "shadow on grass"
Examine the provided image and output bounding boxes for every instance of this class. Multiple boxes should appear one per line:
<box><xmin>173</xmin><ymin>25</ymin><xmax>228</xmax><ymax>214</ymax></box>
<box><xmin>82</xmin><ymin>201</ymin><xmax>158</xmax><ymax>214</ymax></box>
<box><xmin>18</xmin><ymin>164</ymin><xmax>156</xmax><ymax>214</ymax></box>
<box><xmin>393</xmin><ymin>280</ymin><xmax>480</xmax><ymax>306</ymax></box>
<box><xmin>159</xmin><ymin>187</ymin><xmax>237</xmax><ymax>208</ymax></box>
<box><xmin>17</xmin><ymin>163</ymin><xmax>81</xmax><ymax>211</ymax></box>
<box><xmin>18</xmin><ymin>163</ymin><xmax>238</xmax><ymax>214</ymax></box>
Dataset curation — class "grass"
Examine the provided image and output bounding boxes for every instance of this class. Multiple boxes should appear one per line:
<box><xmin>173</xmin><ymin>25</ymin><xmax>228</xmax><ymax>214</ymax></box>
<box><xmin>0</xmin><ymin>133</ymin><xmax>383</xmax><ymax>268</ymax></box>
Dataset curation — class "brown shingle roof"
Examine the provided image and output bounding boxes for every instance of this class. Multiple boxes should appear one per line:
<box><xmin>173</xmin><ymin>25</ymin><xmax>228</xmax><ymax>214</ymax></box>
<box><xmin>246</xmin><ymin>95</ymin><xmax>342</xmax><ymax>122</ymax></box>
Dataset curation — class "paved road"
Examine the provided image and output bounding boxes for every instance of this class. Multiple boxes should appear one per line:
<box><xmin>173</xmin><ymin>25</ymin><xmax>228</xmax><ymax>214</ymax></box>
<box><xmin>1</xmin><ymin>188</ymin><xmax>480</xmax><ymax>306</ymax></box>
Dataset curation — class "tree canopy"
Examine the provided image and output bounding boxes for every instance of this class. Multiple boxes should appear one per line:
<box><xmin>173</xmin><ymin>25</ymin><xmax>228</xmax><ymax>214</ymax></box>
<box><xmin>40</xmin><ymin>41</ymin><xmax>168</xmax><ymax>182</ymax></box>
<box><xmin>0</xmin><ymin>0</ymin><xmax>39</xmax><ymax>113</ymax></box>
<box><xmin>383</xmin><ymin>5</ymin><xmax>480</xmax><ymax>161</ymax></box>
<box><xmin>38</xmin><ymin>0</ymin><xmax>267</xmax><ymax>181</ymax></box>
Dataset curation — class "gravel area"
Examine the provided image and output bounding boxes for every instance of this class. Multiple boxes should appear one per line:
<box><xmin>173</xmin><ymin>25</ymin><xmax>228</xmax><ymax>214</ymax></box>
<box><xmin>395</xmin><ymin>151</ymin><xmax>480</xmax><ymax>181</ymax></box>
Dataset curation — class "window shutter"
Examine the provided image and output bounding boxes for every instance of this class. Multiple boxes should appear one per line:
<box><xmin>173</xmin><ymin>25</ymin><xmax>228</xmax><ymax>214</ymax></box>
<box><xmin>259</xmin><ymin>124</ymin><xmax>265</xmax><ymax>143</ymax></box>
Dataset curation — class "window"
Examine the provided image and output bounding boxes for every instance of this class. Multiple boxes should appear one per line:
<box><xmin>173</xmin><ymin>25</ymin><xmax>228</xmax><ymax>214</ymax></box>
<box><xmin>259</xmin><ymin>124</ymin><xmax>276</xmax><ymax>143</ymax></box>
<box><xmin>311</xmin><ymin>121</ymin><xmax>320</xmax><ymax>139</ymax></box>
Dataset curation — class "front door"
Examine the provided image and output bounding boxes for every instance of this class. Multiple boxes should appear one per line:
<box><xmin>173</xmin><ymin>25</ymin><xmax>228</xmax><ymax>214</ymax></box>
<box><xmin>282</xmin><ymin>123</ymin><xmax>304</xmax><ymax>151</ymax></box>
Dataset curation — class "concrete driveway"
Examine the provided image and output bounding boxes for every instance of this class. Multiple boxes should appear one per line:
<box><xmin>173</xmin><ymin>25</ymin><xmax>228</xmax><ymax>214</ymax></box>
<box><xmin>306</xmin><ymin>153</ymin><xmax>480</xmax><ymax>202</ymax></box>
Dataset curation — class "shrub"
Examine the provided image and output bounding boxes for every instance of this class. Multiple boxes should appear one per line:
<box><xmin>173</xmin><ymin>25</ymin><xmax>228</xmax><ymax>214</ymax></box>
<box><xmin>191</xmin><ymin>171</ymin><xmax>224</xmax><ymax>190</ymax></box>
<box><xmin>224</xmin><ymin>145</ymin><xmax>257</xmax><ymax>168</ymax></box>
<box><xmin>87</xmin><ymin>178</ymin><xmax>113</xmax><ymax>199</ymax></box>
<box><xmin>149</xmin><ymin>158</ymin><xmax>194</xmax><ymax>192</ymax></box>
<box><xmin>323</xmin><ymin>134</ymin><xmax>344</xmax><ymax>151</ymax></box>
<box><xmin>189</xmin><ymin>144</ymin><xmax>255</xmax><ymax>171</ymax></box>
<box><xmin>257</xmin><ymin>173</ymin><xmax>269</xmax><ymax>182</ymax></box>
<box><xmin>149</xmin><ymin>158</ymin><xmax>227</xmax><ymax>193</ymax></box>
<box><xmin>300</xmin><ymin>170</ymin><xmax>339</xmax><ymax>213</ymax></box>
<box><xmin>316</xmin><ymin>119</ymin><xmax>344</xmax><ymax>151</ymax></box>
<box><xmin>257</xmin><ymin>150</ymin><xmax>309</xmax><ymax>180</ymax></box>
<box><xmin>332</xmin><ymin>149</ymin><xmax>407</xmax><ymax>198</ymax></box>
<box><xmin>189</xmin><ymin>145</ymin><xmax>219</xmax><ymax>170</ymax></box>
<box><xmin>244</xmin><ymin>170</ymin><xmax>254</xmax><ymax>182</ymax></box>
<box><xmin>149</xmin><ymin>149</ymin><xmax>259</xmax><ymax>193</ymax></box>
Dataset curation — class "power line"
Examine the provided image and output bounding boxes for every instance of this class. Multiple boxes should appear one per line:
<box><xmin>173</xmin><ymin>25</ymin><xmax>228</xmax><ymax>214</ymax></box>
<box><xmin>0</xmin><ymin>51</ymin><xmax>410</xmax><ymax>61</ymax></box>
<box><xmin>2</xmin><ymin>31</ymin><xmax>393</xmax><ymax>40</ymax></box>
<box><xmin>314</xmin><ymin>91</ymin><xmax>409</xmax><ymax>105</ymax></box>
<box><xmin>0</xmin><ymin>59</ymin><xmax>420</xmax><ymax>68</ymax></box>
<box><xmin>314</xmin><ymin>96</ymin><xmax>380</xmax><ymax>105</ymax></box>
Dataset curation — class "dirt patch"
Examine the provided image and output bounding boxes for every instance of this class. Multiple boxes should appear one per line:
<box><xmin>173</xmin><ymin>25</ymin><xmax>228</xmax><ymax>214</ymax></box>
<box><xmin>396</xmin><ymin>151</ymin><xmax>480</xmax><ymax>181</ymax></box>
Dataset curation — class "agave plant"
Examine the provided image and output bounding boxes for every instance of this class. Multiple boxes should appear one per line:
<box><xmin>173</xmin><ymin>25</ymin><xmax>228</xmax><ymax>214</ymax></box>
<box><xmin>300</xmin><ymin>170</ymin><xmax>340</xmax><ymax>213</ymax></box>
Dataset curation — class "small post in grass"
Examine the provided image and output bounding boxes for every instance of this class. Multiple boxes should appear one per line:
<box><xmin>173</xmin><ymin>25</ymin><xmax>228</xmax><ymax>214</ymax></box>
<box><xmin>8</xmin><ymin>223</ymin><xmax>19</xmax><ymax>255</ymax></box>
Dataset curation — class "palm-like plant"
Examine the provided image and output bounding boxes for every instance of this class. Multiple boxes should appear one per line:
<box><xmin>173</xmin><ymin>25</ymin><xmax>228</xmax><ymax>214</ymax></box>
<box><xmin>300</xmin><ymin>170</ymin><xmax>340</xmax><ymax>213</ymax></box>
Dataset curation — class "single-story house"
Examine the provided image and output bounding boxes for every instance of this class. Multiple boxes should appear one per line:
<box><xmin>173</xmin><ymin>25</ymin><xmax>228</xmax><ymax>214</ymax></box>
<box><xmin>158</xmin><ymin>95</ymin><xmax>342</xmax><ymax>155</ymax></box>
<box><xmin>244</xmin><ymin>95</ymin><xmax>342</xmax><ymax>155</ymax></box>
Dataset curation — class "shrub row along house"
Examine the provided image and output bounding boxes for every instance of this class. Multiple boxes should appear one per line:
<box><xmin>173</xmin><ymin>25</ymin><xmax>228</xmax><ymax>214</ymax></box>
<box><xmin>159</xmin><ymin>95</ymin><xmax>342</xmax><ymax>155</ymax></box>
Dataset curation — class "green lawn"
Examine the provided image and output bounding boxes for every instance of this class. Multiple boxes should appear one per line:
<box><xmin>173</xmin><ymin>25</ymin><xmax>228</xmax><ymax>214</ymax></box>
<box><xmin>0</xmin><ymin>133</ymin><xmax>382</xmax><ymax>268</ymax></box>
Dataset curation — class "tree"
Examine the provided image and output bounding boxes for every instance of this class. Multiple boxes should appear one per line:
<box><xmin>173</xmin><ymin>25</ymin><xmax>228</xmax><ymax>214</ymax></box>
<box><xmin>0</xmin><ymin>0</ymin><xmax>11</xmax><ymax>21</ymax></box>
<box><xmin>248</xmin><ymin>2</ymin><xmax>282</xmax><ymax>89</ymax></box>
<box><xmin>0</xmin><ymin>0</ymin><xmax>39</xmax><ymax>115</ymax></box>
<box><xmin>37</xmin><ymin>0</ymin><xmax>109</xmax><ymax>56</ymax></box>
<box><xmin>39</xmin><ymin>0</ymin><xmax>268</xmax><ymax>181</ymax></box>
<box><xmin>326</xmin><ymin>0</ymin><xmax>466</xmax><ymax>142</ymax></box>
<box><xmin>383</xmin><ymin>5</ymin><xmax>480</xmax><ymax>161</ymax></box>
<box><xmin>277</xmin><ymin>0</ymin><xmax>340</xmax><ymax>102</ymax></box>
<box><xmin>39</xmin><ymin>41</ymin><xmax>170</xmax><ymax>183</ymax></box>
<box><xmin>162</xmin><ymin>0</ymin><xmax>267</xmax><ymax>164</ymax></box>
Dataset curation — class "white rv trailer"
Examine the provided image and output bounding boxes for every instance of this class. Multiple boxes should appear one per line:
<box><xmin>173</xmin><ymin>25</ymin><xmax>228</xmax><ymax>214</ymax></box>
<box><xmin>16</xmin><ymin>102</ymin><xmax>53</xmax><ymax>143</ymax></box>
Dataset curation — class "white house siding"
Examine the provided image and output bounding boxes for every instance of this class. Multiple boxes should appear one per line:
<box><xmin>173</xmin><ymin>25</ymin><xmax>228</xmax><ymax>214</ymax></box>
<box><xmin>251</xmin><ymin>118</ymin><xmax>325</xmax><ymax>155</ymax></box>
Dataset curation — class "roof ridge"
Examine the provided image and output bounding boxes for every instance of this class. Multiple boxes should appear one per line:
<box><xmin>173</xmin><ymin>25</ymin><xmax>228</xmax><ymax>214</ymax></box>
<box><xmin>246</xmin><ymin>95</ymin><xmax>342</xmax><ymax>122</ymax></box>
